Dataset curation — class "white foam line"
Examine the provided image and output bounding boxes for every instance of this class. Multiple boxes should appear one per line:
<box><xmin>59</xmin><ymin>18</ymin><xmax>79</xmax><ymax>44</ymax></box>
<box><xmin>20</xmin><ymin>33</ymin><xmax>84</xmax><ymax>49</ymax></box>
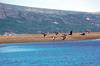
<box><xmin>0</xmin><ymin>46</ymin><xmax>39</xmax><ymax>53</ymax></box>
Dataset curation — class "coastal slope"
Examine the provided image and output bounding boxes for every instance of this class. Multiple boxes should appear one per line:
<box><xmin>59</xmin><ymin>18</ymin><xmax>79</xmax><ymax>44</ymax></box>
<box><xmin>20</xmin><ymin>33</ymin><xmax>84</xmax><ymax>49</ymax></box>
<box><xmin>0</xmin><ymin>3</ymin><xmax>100</xmax><ymax>34</ymax></box>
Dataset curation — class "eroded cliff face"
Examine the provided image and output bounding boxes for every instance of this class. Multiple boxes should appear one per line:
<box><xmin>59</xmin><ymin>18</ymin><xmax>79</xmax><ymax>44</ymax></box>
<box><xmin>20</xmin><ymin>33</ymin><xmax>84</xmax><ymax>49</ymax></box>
<box><xmin>0</xmin><ymin>3</ymin><xmax>65</xmax><ymax>19</ymax></box>
<box><xmin>0</xmin><ymin>3</ymin><xmax>19</xmax><ymax>19</ymax></box>
<box><xmin>0</xmin><ymin>3</ymin><xmax>100</xmax><ymax>34</ymax></box>
<box><xmin>0</xmin><ymin>3</ymin><xmax>6</xmax><ymax>18</ymax></box>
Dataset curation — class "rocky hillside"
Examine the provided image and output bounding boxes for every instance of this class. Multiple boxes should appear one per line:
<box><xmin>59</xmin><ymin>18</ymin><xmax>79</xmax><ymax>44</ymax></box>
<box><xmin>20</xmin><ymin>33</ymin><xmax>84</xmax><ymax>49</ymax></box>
<box><xmin>0</xmin><ymin>3</ymin><xmax>100</xmax><ymax>34</ymax></box>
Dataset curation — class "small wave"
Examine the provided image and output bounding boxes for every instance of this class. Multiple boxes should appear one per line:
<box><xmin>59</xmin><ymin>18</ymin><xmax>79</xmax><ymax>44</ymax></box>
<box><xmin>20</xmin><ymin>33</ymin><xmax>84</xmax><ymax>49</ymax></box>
<box><xmin>77</xmin><ymin>39</ymin><xmax>100</xmax><ymax>42</ymax></box>
<box><xmin>95</xmin><ymin>39</ymin><xmax>100</xmax><ymax>40</ymax></box>
<box><xmin>0</xmin><ymin>46</ymin><xmax>38</xmax><ymax>53</ymax></box>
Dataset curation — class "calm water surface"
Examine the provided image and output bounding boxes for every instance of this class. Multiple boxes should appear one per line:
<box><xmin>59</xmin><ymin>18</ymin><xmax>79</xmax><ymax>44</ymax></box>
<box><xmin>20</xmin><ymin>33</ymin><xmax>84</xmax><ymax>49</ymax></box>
<box><xmin>0</xmin><ymin>40</ymin><xmax>100</xmax><ymax>66</ymax></box>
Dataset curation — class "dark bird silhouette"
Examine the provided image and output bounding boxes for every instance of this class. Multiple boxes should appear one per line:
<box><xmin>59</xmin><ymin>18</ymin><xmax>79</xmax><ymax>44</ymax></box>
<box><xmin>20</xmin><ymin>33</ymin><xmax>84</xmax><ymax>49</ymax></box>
<box><xmin>54</xmin><ymin>32</ymin><xmax>59</xmax><ymax>35</ymax></box>
<box><xmin>42</xmin><ymin>33</ymin><xmax>47</xmax><ymax>37</ymax></box>
<box><xmin>80</xmin><ymin>33</ymin><xmax>85</xmax><ymax>35</ymax></box>
<box><xmin>69</xmin><ymin>31</ymin><xmax>72</xmax><ymax>35</ymax></box>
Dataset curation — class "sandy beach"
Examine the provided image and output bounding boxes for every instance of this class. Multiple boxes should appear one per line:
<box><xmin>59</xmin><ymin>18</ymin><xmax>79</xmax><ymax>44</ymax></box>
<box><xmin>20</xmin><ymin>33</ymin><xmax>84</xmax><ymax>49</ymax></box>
<box><xmin>0</xmin><ymin>32</ymin><xmax>100</xmax><ymax>44</ymax></box>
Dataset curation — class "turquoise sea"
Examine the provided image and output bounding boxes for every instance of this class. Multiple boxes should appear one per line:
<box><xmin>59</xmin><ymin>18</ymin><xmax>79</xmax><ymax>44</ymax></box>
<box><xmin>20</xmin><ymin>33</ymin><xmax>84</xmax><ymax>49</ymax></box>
<box><xmin>0</xmin><ymin>40</ymin><xmax>100</xmax><ymax>66</ymax></box>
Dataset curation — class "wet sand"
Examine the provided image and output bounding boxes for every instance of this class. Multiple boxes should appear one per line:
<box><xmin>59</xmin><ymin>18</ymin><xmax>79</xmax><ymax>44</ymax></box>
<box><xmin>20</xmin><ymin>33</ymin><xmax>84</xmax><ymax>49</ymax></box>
<box><xmin>0</xmin><ymin>32</ymin><xmax>100</xmax><ymax>44</ymax></box>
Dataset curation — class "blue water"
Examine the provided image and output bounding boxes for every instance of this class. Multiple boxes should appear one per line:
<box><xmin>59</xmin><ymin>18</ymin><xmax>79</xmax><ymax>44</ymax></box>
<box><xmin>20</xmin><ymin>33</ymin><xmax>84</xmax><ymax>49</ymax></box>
<box><xmin>0</xmin><ymin>40</ymin><xmax>100</xmax><ymax>66</ymax></box>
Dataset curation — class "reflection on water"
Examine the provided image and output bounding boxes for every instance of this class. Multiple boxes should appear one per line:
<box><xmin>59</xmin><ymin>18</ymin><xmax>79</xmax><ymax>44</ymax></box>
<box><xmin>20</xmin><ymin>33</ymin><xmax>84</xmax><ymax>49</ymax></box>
<box><xmin>0</xmin><ymin>40</ymin><xmax>100</xmax><ymax>66</ymax></box>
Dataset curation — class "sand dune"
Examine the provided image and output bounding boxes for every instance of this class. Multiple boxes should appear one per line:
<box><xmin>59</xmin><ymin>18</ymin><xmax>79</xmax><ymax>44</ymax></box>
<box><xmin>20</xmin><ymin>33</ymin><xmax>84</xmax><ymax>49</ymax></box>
<box><xmin>0</xmin><ymin>32</ymin><xmax>100</xmax><ymax>44</ymax></box>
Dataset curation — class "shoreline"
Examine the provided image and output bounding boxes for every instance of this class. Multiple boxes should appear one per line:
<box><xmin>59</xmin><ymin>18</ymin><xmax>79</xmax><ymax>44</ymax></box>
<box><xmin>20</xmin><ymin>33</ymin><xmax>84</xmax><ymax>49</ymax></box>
<box><xmin>0</xmin><ymin>32</ymin><xmax>100</xmax><ymax>44</ymax></box>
